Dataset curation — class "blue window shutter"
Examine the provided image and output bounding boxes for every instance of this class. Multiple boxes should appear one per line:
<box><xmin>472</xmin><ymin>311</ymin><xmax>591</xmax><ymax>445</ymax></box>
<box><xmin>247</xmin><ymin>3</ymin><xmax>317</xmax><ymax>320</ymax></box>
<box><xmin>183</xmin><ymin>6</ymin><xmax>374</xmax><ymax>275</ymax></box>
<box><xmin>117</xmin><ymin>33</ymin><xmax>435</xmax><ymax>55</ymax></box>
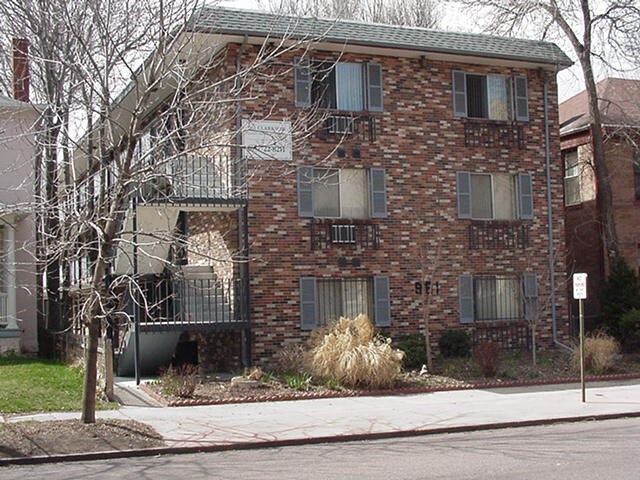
<box><xmin>518</xmin><ymin>173</ymin><xmax>533</xmax><ymax>219</ymax></box>
<box><xmin>370</xmin><ymin>168</ymin><xmax>388</xmax><ymax>218</ymax></box>
<box><xmin>294</xmin><ymin>57</ymin><xmax>311</xmax><ymax>107</ymax></box>
<box><xmin>457</xmin><ymin>171</ymin><xmax>472</xmax><ymax>219</ymax></box>
<box><xmin>300</xmin><ymin>277</ymin><xmax>317</xmax><ymax>330</ymax></box>
<box><xmin>459</xmin><ymin>275</ymin><xmax>474</xmax><ymax>324</ymax></box>
<box><xmin>366</xmin><ymin>63</ymin><xmax>383</xmax><ymax>112</ymax></box>
<box><xmin>297</xmin><ymin>166</ymin><xmax>314</xmax><ymax>217</ymax></box>
<box><xmin>522</xmin><ymin>273</ymin><xmax>538</xmax><ymax>321</ymax></box>
<box><xmin>373</xmin><ymin>276</ymin><xmax>391</xmax><ymax>327</ymax></box>
<box><xmin>452</xmin><ymin>70</ymin><xmax>467</xmax><ymax>117</ymax></box>
<box><xmin>514</xmin><ymin>76</ymin><xmax>529</xmax><ymax>121</ymax></box>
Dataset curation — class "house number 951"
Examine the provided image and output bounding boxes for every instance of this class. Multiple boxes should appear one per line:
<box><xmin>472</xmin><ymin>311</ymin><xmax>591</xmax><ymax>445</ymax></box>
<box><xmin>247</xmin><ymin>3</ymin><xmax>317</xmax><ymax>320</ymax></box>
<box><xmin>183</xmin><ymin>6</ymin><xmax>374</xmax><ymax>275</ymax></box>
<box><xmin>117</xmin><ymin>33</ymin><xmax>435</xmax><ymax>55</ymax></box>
<box><xmin>414</xmin><ymin>281</ymin><xmax>440</xmax><ymax>296</ymax></box>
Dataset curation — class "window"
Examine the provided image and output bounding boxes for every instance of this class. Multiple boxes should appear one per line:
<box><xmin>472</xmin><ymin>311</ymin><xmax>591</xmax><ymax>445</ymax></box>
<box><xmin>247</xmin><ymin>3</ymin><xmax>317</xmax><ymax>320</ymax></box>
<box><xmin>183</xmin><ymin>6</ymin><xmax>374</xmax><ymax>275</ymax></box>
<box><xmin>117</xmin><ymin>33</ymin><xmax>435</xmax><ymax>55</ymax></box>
<box><xmin>453</xmin><ymin>71</ymin><xmax>528</xmax><ymax>121</ymax></box>
<box><xmin>295</xmin><ymin>59</ymin><xmax>383</xmax><ymax>112</ymax></box>
<box><xmin>458</xmin><ymin>273</ymin><xmax>537</xmax><ymax>323</ymax></box>
<box><xmin>457</xmin><ymin>172</ymin><xmax>533</xmax><ymax>220</ymax></box>
<box><xmin>564</xmin><ymin>150</ymin><xmax>581</xmax><ymax>206</ymax></box>
<box><xmin>298</xmin><ymin>167</ymin><xmax>387</xmax><ymax>218</ymax></box>
<box><xmin>634</xmin><ymin>153</ymin><xmax>640</xmax><ymax>201</ymax></box>
<box><xmin>300</xmin><ymin>276</ymin><xmax>390</xmax><ymax>328</ymax></box>
<box><xmin>317</xmin><ymin>278</ymin><xmax>372</xmax><ymax>326</ymax></box>
<box><xmin>474</xmin><ymin>276</ymin><xmax>521</xmax><ymax>321</ymax></box>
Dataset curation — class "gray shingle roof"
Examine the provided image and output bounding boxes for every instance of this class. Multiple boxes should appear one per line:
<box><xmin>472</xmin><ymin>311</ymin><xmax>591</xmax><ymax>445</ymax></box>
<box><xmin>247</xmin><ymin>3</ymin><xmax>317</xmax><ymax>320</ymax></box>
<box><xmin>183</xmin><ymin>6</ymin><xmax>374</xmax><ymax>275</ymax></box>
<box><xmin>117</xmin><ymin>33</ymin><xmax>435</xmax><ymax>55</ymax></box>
<box><xmin>192</xmin><ymin>7</ymin><xmax>572</xmax><ymax>67</ymax></box>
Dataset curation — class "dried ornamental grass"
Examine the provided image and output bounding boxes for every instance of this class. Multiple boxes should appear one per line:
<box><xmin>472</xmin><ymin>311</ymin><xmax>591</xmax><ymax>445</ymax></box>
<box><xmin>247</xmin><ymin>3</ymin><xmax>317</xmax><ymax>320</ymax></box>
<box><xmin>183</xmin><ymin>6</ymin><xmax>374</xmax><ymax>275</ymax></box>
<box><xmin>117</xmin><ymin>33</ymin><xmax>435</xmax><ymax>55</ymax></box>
<box><xmin>572</xmin><ymin>331</ymin><xmax>620</xmax><ymax>374</ymax></box>
<box><xmin>304</xmin><ymin>314</ymin><xmax>404</xmax><ymax>389</ymax></box>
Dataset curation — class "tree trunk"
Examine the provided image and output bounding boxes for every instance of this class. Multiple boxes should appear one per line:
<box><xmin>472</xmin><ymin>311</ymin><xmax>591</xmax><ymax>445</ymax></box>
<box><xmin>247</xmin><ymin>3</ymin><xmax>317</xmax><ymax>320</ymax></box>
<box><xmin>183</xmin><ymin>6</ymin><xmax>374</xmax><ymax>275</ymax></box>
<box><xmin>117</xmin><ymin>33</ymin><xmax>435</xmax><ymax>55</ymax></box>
<box><xmin>80</xmin><ymin>316</ymin><xmax>100</xmax><ymax>424</ymax></box>
<box><xmin>422</xmin><ymin>288</ymin><xmax>433</xmax><ymax>372</ymax></box>
<box><xmin>580</xmin><ymin>49</ymin><xmax>619</xmax><ymax>268</ymax></box>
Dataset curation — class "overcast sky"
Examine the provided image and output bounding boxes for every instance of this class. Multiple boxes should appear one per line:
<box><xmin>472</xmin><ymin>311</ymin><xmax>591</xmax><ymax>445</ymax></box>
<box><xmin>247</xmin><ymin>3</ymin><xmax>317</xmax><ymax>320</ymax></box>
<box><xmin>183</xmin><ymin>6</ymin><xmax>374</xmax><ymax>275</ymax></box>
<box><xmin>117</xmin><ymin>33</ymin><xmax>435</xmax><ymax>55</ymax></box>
<box><xmin>218</xmin><ymin>0</ymin><xmax>625</xmax><ymax>103</ymax></box>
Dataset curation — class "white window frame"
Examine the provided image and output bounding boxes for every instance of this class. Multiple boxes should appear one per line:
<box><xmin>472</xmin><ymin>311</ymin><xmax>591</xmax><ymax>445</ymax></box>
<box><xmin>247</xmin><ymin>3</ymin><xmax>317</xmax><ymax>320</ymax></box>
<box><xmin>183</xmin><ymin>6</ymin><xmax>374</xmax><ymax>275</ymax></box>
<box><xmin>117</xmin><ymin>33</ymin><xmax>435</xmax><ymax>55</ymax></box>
<box><xmin>564</xmin><ymin>150</ymin><xmax>582</xmax><ymax>206</ymax></box>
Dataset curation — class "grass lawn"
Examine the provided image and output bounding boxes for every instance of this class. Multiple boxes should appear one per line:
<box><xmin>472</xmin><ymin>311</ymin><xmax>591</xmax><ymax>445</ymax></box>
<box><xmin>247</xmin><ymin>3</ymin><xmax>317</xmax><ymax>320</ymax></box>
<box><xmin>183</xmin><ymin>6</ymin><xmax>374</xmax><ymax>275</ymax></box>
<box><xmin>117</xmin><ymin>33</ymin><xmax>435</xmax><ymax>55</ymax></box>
<box><xmin>0</xmin><ymin>356</ymin><xmax>115</xmax><ymax>414</ymax></box>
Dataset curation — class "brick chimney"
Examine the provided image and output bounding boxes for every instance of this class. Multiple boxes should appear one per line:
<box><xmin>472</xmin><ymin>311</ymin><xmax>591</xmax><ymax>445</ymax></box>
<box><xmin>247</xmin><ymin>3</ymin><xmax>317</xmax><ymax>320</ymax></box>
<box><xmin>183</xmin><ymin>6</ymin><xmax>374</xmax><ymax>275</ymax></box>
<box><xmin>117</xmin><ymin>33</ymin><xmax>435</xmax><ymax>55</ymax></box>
<box><xmin>12</xmin><ymin>38</ymin><xmax>30</xmax><ymax>103</ymax></box>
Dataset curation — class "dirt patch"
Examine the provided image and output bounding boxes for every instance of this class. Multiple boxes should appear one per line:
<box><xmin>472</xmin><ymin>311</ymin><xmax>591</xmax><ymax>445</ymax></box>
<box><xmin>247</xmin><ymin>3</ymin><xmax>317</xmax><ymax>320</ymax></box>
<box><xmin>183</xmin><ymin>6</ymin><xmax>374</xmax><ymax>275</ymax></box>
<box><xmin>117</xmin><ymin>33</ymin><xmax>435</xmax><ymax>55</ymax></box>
<box><xmin>0</xmin><ymin>419</ymin><xmax>164</xmax><ymax>458</ymax></box>
<box><xmin>146</xmin><ymin>351</ymin><xmax>640</xmax><ymax>406</ymax></box>
<box><xmin>147</xmin><ymin>372</ymin><xmax>471</xmax><ymax>405</ymax></box>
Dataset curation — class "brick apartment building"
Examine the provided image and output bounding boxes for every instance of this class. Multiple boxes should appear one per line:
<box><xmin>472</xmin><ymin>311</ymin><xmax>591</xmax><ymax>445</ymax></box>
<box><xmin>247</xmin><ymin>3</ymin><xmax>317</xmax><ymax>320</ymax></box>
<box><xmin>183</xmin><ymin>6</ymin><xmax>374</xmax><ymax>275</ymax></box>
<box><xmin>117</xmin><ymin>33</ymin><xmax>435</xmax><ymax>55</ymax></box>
<box><xmin>560</xmin><ymin>78</ymin><xmax>640</xmax><ymax>326</ymax></box>
<box><xmin>69</xmin><ymin>7</ymin><xmax>573</xmax><ymax>372</ymax></box>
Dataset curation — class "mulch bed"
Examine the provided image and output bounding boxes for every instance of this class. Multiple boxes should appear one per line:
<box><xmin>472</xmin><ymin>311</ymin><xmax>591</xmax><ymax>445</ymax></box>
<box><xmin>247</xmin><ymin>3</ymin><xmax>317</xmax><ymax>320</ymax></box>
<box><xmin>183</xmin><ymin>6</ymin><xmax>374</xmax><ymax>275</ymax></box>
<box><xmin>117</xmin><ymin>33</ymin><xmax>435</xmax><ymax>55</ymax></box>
<box><xmin>0</xmin><ymin>419</ymin><xmax>164</xmax><ymax>458</ymax></box>
<box><xmin>143</xmin><ymin>351</ymin><xmax>640</xmax><ymax>407</ymax></box>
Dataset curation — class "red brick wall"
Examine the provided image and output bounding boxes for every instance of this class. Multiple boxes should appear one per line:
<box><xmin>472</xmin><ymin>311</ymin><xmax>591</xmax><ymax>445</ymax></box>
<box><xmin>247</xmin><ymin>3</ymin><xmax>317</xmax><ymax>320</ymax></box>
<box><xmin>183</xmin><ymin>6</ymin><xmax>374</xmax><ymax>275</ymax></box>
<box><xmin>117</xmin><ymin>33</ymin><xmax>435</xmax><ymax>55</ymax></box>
<box><xmin>228</xmin><ymin>44</ymin><xmax>569</xmax><ymax>364</ymax></box>
<box><xmin>561</xmin><ymin>129</ymin><xmax>640</xmax><ymax>327</ymax></box>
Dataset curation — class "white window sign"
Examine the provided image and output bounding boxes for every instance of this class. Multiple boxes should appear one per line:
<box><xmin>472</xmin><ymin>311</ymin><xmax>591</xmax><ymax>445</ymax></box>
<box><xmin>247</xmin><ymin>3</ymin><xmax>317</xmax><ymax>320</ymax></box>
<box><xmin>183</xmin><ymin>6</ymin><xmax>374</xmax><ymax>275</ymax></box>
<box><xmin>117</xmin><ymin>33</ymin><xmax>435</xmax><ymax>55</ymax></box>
<box><xmin>242</xmin><ymin>119</ymin><xmax>292</xmax><ymax>161</ymax></box>
<box><xmin>573</xmin><ymin>273</ymin><xmax>587</xmax><ymax>300</ymax></box>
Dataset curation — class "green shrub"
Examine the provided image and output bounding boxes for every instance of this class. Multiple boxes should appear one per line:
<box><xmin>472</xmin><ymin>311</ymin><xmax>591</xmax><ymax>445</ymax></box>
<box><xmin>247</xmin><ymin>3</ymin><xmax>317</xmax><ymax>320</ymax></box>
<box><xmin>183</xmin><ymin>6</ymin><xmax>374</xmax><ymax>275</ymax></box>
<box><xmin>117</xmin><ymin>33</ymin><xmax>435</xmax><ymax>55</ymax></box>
<box><xmin>396</xmin><ymin>334</ymin><xmax>427</xmax><ymax>370</ymax></box>
<box><xmin>439</xmin><ymin>330</ymin><xmax>472</xmax><ymax>358</ymax></box>
<box><xmin>282</xmin><ymin>373</ymin><xmax>312</xmax><ymax>391</ymax></box>
<box><xmin>619</xmin><ymin>309</ymin><xmax>640</xmax><ymax>352</ymax></box>
<box><xmin>601</xmin><ymin>256</ymin><xmax>640</xmax><ymax>338</ymax></box>
<box><xmin>158</xmin><ymin>364</ymin><xmax>199</xmax><ymax>398</ymax></box>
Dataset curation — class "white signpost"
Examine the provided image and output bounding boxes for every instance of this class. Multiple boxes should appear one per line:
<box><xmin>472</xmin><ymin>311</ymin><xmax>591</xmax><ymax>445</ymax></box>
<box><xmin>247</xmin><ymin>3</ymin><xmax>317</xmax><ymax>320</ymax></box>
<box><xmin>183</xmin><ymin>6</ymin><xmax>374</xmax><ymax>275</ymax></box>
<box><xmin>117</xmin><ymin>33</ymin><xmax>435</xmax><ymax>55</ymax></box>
<box><xmin>573</xmin><ymin>273</ymin><xmax>588</xmax><ymax>402</ymax></box>
<box><xmin>241</xmin><ymin>119</ymin><xmax>292</xmax><ymax>161</ymax></box>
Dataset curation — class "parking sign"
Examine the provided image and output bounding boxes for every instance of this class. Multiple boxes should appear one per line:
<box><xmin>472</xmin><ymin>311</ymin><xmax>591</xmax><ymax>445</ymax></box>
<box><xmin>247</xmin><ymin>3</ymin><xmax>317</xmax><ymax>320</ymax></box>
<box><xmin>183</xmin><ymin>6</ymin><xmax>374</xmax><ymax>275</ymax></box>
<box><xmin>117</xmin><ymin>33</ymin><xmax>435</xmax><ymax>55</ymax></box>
<box><xmin>573</xmin><ymin>273</ymin><xmax>587</xmax><ymax>300</ymax></box>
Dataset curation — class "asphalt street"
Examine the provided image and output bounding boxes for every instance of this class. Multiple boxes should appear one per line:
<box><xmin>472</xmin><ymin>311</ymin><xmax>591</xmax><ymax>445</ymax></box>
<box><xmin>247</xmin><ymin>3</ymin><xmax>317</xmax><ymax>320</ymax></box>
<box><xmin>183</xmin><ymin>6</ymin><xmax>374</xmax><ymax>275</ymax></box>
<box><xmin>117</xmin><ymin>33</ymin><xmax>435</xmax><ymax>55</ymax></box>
<box><xmin>3</xmin><ymin>417</ymin><xmax>639</xmax><ymax>479</ymax></box>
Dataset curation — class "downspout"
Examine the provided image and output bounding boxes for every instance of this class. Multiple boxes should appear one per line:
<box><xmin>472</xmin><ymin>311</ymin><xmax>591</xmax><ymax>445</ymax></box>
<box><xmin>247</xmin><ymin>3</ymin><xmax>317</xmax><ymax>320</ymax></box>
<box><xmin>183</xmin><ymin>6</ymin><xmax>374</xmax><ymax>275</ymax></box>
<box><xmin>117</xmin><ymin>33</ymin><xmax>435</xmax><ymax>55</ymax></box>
<box><xmin>543</xmin><ymin>71</ymin><xmax>572</xmax><ymax>351</ymax></box>
<box><xmin>235</xmin><ymin>36</ymin><xmax>252</xmax><ymax>367</ymax></box>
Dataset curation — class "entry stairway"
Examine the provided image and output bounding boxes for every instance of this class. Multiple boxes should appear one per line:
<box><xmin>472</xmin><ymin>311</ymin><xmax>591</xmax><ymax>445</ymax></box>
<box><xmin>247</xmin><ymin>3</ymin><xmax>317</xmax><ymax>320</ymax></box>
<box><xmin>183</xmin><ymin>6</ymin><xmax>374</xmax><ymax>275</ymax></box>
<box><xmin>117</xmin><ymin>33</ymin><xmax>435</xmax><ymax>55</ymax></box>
<box><xmin>116</xmin><ymin>265</ymin><xmax>245</xmax><ymax>376</ymax></box>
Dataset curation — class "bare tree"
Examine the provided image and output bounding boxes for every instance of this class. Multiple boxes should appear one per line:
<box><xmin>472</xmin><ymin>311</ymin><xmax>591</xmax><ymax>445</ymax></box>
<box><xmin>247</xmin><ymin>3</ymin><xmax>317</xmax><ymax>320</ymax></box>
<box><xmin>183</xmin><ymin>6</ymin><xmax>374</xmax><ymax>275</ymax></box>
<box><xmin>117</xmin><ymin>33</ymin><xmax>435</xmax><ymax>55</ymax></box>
<box><xmin>260</xmin><ymin>0</ymin><xmax>441</xmax><ymax>29</ymax></box>
<box><xmin>1</xmin><ymin>0</ymin><xmax>341</xmax><ymax>423</ymax></box>
<box><xmin>460</xmin><ymin>0</ymin><xmax>640</xmax><ymax>269</ymax></box>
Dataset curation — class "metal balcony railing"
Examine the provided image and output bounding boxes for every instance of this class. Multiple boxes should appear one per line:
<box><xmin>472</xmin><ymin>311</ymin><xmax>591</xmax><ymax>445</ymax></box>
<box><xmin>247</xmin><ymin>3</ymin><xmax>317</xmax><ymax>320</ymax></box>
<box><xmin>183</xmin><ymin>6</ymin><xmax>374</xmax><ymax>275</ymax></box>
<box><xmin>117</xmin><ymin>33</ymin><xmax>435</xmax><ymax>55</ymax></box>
<box><xmin>135</xmin><ymin>276</ymin><xmax>247</xmax><ymax>330</ymax></box>
<box><xmin>468</xmin><ymin>221</ymin><xmax>529</xmax><ymax>250</ymax></box>
<box><xmin>311</xmin><ymin>219</ymin><xmax>380</xmax><ymax>250</ymax></box>
<box><xmin>141</xmin><ymin>154</ymin><xmax>247</xmax><ymax>203</ymax></box>
<box><xmin>464</xmin><ymin>121</ymin><xmax>525</xmax><ymax>149</ymax></box>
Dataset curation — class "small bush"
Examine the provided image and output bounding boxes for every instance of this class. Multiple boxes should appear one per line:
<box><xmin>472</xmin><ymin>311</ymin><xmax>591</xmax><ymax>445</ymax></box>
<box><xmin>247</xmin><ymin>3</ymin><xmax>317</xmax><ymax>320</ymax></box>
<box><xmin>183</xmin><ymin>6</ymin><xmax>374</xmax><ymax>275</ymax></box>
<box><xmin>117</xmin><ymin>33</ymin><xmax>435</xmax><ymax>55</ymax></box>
<box><xmin>158</xmin><ymin>364</ymin><xmax>199</xmax><ymax>398</ymax></box>
<box><xmin>275</xmin><ymin>343</ymin><xmax>306</xmax><ymax>374</ymax></box>
<box><xmin>282</xmin><ymin>373</ymin><xmax>312</xmax><ymax>391</ymax></box>
<box><xmin>304</xmin><ymin>314</ymin><xmax>404</xmax><ymax>389</ymax></box>
<box><xmin>601</xmin><ymin>256</ymin><xmax>640</xmax><ymax>338</ymax></box>
<box><xmin>572</xmin><ymin>331</ymin><xmax>620</xmax><ymax>374</ymax></box>
<box><xmin>439</xmin><ymin>330</ymin><xmax>472</xmax><ymax>358</ymax></box>
<box><xmin>619</xmin><ymin>309</ymin><xmax>640</xmax><ymax>352</ymax></box>
<box><xmin>474</xmin><ymin>342</ymin><xmax>502</xmax><ymax>377</ymax></box>
<box><xmin>396</xmin><ymin>334</ymin><xmax>426</xmax><ymax>370</ymax></box>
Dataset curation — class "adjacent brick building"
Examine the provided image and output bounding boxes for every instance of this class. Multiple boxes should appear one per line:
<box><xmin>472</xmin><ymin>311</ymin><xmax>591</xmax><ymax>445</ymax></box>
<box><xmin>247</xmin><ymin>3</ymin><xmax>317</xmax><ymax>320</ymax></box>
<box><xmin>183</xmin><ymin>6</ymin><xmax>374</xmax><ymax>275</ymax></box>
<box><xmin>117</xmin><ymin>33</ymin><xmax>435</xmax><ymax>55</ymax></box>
<box><xmin>74</xmin><ymin>7</ymin><xmax>574</xmax><ymax>371</ymax></box>
<box><xmin>560</xmin><ymin>78</ymin><xmax>640</xmax><ymax>326</ymax></box>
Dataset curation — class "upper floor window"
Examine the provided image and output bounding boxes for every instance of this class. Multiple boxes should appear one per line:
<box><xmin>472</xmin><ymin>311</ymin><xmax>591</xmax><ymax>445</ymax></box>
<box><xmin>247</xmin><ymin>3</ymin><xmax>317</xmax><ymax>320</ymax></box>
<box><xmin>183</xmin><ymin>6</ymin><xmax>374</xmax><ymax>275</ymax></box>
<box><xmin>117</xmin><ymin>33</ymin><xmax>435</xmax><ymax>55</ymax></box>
<box><xmin>298</xmin><ymin>166</ymin><xmax>387</xmax><ymax>218</ymax></box>
<box><xmin>564</xmin><ymin>150</ymin><xmax>581</xmax><ymax>206</ymax></box>
<box><xmin>295</xmin><ymin>58</ymin><xmax>383</xmax><ymax>112</ymax></box>
<box><xmin>456</xmin><ymin>171</ymin><xmax>533</xmax><ymax>220</ymax></box>
<box><xmin>452</xmin><ymin>71</ymin><xmax>529</xmax><ymax>122</ymax></box>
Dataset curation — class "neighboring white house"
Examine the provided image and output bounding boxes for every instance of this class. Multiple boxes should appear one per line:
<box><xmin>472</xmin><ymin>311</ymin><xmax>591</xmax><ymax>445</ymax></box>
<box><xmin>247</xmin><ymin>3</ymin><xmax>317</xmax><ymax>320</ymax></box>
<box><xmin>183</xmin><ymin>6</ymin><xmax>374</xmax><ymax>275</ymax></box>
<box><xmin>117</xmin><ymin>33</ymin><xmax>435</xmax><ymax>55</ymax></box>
<box><xmin>0</xmin><ymin>94</ymin><xmax>38</xmax><ymax>354</ymax></box>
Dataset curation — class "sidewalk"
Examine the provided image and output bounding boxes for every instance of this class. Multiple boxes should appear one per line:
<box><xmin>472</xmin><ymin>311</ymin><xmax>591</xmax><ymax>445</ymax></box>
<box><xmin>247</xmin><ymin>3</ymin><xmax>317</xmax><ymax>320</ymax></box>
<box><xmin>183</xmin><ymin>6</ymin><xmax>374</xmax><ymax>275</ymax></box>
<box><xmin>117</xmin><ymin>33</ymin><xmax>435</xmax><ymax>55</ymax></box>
<box><xmin>7</xmin><ymin>379</ymin><xmax>640</xmax><ymax>449</ymax></box>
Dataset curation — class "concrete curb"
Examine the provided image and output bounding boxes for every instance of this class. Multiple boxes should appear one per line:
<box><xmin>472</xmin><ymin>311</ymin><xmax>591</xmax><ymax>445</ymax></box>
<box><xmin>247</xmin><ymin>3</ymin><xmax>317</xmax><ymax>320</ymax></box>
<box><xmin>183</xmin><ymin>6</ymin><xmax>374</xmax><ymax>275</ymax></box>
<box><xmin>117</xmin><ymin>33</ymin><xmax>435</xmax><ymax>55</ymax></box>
<box><xmin>141</xmin><ymin>372</ymin><xmax>640</xmax><ymax>407</ymax></box>
<box><xmin>2</xmin><ymin>410</ymin><xmax>640</xmax><ymax>467</ymax></box>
